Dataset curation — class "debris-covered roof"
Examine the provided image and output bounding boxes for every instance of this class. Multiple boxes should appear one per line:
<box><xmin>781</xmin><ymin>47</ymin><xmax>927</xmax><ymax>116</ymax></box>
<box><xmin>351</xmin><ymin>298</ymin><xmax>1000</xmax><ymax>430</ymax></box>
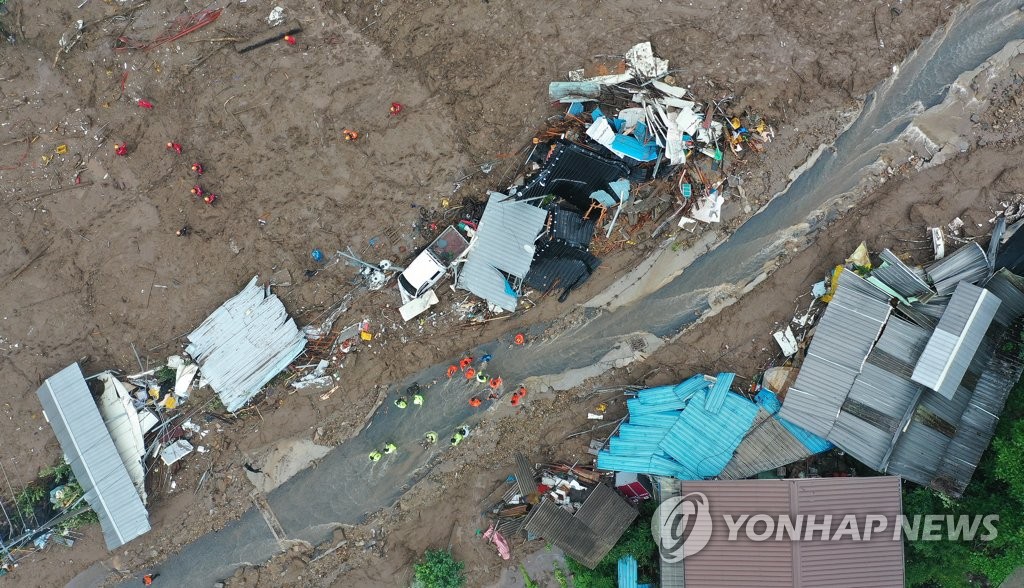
<box><xmin>524</xmin><ymin>240</ymin><xmax>601</xmax><ymax>296</ymax></box>
<box><xmin>547</xmin><ymin>206</ymin><xmax>596</xmax><ymax>248</ymax></box>
<box><xmin>36</xmin><ymin>364</ymin><xmax>151</xmax><ymax>550</ymax></box>
<box><xmin>599</xmin><ymin>375</ymin><xmax>830</xmax><ymax>480</ymax></box>
<box><xmin>185</xmin><ymin>276</ymin><xmax>306</xmax><ymax>412</ymax></box>
<box><xmin>719</xmin><ymin>391</ymin><xmax>833</xmax><ymax>480</ymax></box>
<box><xmin>677</xmin><ymin>477</ymin><xmax>904</xmax><ymax>588</ymax></box>
<box><xmin>911</xmin><ymin>281</ymin><xmax>1000</xmax><ymax>399</ymax></box>
<box><xmin>520</xmin><ymin>483</ymin><xmax>637</xmax><ymax>568</ymax></box>
<box><xmin>926</xmin><ymin>241</ymin><xmax>989</xmax><ymax>295</ymax></box>
<box><xmin>781</xmin><ymin>270</ymin><xmax>892</xmax><ymax>438</ymax></box>
<box><xmin>510</xmin><ymin>141</ymin><xmax>630</xmax><ymax>211</ymax></box>
<box><xmin>778</xmin><ymin>252</ymin><xmax>1024</xmax><ymax>495</ymax></box>
<box><xmin>456</xmin><ymin>192</ymin><xmax>548</xmax><ymax>311</ymax></box>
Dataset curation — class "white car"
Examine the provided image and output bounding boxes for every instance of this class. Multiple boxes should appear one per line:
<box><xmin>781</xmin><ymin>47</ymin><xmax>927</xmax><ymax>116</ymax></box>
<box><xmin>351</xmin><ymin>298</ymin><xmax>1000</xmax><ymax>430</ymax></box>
<box><xmin>398</xmin><ymin>226</ymin><xmax>469</xmax><ymax>304</ymax></box>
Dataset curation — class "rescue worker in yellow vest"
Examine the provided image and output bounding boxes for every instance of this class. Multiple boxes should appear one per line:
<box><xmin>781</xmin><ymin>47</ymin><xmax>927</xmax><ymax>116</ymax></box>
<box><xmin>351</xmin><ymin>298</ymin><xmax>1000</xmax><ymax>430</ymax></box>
<box><xmin>450</xmin><ymin>426</ymin><xmax>469</xmax><ymax>446</ymax></box>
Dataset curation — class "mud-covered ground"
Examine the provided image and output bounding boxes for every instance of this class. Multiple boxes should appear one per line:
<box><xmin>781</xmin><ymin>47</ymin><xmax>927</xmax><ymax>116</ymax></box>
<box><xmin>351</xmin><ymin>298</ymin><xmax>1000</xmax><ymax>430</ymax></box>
<box><xmin>0</xmin><ymin>0</ymin><xmax>965</xmax><ymax>585</ymax></box>
<box><xmin>224</xmin><ymin>86</ymin><xmax>1024</xmax><ymax>587</ymax></box>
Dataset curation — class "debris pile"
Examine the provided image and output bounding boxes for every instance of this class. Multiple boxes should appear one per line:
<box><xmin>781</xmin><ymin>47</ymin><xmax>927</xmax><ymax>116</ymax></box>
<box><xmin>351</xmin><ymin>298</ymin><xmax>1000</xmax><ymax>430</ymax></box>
<box><xmin>444</xmin><ymin>42</ymin><xmax>773</xmax><ymax>311</ymax></box>
<box><xmin>483</xmin><ymin>454</ymin><xmax>637</xmax><ymax>569</ymax></box>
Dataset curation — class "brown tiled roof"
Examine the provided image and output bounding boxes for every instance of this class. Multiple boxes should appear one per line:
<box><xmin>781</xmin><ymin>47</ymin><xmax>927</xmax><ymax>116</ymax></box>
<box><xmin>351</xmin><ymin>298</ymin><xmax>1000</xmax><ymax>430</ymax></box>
<box><xmin>678</xmin><ymin>477</ymin><xmax>904</xmax><ymax>588</ymax></box>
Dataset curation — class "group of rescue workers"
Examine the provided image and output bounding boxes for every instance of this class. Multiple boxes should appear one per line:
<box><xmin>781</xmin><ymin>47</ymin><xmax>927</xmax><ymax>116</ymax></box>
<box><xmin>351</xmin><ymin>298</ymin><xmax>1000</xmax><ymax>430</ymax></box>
<box><xmin>369</xmin><ymin>337</ymin><xmax>528</xmax><ymax>462</ymax></box>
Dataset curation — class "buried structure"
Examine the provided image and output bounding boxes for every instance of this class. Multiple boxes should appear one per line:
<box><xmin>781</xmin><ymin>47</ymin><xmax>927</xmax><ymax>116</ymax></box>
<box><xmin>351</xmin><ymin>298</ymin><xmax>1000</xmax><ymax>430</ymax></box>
<box><xmin>779</xmin><ymin>248</ymin><xmax>1024</xmax><ymax>497</ymax></box>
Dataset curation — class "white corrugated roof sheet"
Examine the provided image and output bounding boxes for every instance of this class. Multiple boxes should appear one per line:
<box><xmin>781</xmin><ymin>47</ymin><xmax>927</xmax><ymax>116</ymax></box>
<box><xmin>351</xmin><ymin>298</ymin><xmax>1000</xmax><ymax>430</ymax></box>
<box><xmin>911</xmin><ymin>282</ymin><xmax>1001</xmax><ymax>399</ymax></box>
<box><xmin>456</xmin><ymin>192</ymin><xmax>548</xmax><ymax>311</ymax></box>
<box><xmin>186</xmin><ymin>277</ymin><xmax>306</xmax><ymax>412</ymax></box>
<box><xmin>37</xmin><ymin>364</ymin><xmax>151</xmax><ymax>550</ymax></box>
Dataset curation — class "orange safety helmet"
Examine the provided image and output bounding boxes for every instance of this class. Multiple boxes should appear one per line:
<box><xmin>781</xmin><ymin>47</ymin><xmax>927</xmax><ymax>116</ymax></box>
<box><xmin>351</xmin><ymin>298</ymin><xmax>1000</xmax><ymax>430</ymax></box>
<box><xmin>513</xmin><ymin>333</ymin><xmax>525</xmax><ymax>345</ymax></box>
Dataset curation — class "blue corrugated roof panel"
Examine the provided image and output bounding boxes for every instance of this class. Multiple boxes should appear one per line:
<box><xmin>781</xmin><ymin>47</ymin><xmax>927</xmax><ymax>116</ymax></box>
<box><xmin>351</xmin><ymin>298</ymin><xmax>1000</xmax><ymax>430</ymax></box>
<box><xmin>628</xmin><ymin>412</ymin><xmax>683</xmax><ymax>429</ymax></box>
<box><xmin>674</xmin><ymin>374</ymin><xmax>710</xmax><ymax>398</ymax></box>
<box><xmin>597</xmin><ymin>452</ymin><xmax>684</xmax><ymax>478</ymax></box>
<box><xmin>705</xmin><ymin>372</ymin><xmax>736</xmax><ymax>414</ymax></box>
<box><xmin>658</xmin><ymin>390</ymin><xmax>760</xmax><ymax>479</ymax></box>
<box><xmin>617</xmin><ymin>423</ymin><xmax>673</xmax><ymax>440</ymax></box>
<box><xmin>618</xmin><ymin>555</ymin><xmax>638</xmax><ymax>588</ymax></box>
<box><xmin>635</xmin><ymin>384</ymin><xmax>682</xmax><ymax>404</ymax></box>
<box><xmin>755</xmin><ymin>390</ymin><xmax>834</xmax><ymax>454</ymax></box>
<box><xmin>626</xmin><ymin>396</ymin><xmax>686</xmax><ymax>416</ymax></box>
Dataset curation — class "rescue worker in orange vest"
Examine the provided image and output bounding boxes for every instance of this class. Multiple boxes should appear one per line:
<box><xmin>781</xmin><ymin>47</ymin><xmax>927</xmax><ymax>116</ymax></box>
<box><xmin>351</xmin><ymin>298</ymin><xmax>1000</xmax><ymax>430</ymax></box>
<box><xmin>469</xmin><ymin>397</ymin><xmax>482</xmax><ymax>407</ymax></box>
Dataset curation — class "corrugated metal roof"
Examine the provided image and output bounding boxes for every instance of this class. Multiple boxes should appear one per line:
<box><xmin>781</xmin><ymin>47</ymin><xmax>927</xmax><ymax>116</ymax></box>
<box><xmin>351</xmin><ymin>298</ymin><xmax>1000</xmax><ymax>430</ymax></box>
<box><xmin>524</xmin><ymin>239</ymin><xmax>601</xmax><ymax>295</ymax></box>
<box><xmin>911</xmin><ymin>282</ymin><xmax>1000</xmax><ymax>399</ymax></box>
<box><xmin>718</xmin><ymin>408</ymin><xmax>817</xmax><ymax>480</ymax></box>
<box><xmin>658</xmin><ymin>389</ymin><xmax>759</xmax><ymax>479</ymax></box>
<box><xmin>617</xmin><ymin>555</ymin><xmax>638</xmax><ymax>588</ymax></box>
<box><xmin>575</xmin><ymin>483</ymin><xmax>638</xmax><ymax>540</ymax></box>
<box><xmin>889</xmin><ymin>331</ymin><xmax>1024</xmax><ymax>496</ymax></box>
<box><xmin>185</xmin><ymin>277</ymin><xmax>306</xmax><ymax>412</ymax></box>
<box><xmin>456</xmin><ymin>192</ymin><xmax>549</xmax><ymax>311</ymax></box>
<box><xmin>547</xmin><ymin>207</ymin><xmax>596</xmax><ymax>248</ymax></box>
<box><xmin>652</xmin><ymin>477</ymin><xmax>685</xmax><ymax>588</ymax></box>
<box><xmin>984</xmin><ymin>269</ymin><xmax>1024</xmax><ymax>326</ymax></box>
<box><xmin>873</xmin><ymin>249</ymin><xmax>934</xmax><ymax>299</ymax></box>
<box><xmin>37</xmin><ymin>364</ymin><xmax>150</xmax><ymax>550</ymax></box>
<box><xmin>511</xmin><ymin>141</ymin><xmax>631</xmax><ymax>211</ymax></box>
<box><xmin>704</xmin><ymin>372</ymin><xmax>735</xmax><ymax>414</ymax></box>
<box><xmin>780</xmin><ymin>270</ymin><xmax>892</xmax><ymax>437</ymax></box>
<box><xmin>602</xmin><ymin>380</ymin><xmax>829</xmax><ymax>481</ymax></box>
<box><xmin>926</xmin><ymin>242</ymin><xmax>989</xmax><ymax>295</ymax></box>
<box><xmin>521</xmin><ymin>482</ymin><xmax>637</xmax><ymax>569</ymax></box>
<box><xmin>754</xmin><ymin>390</ymin><xmax>833</xmax><ymax>454</ymax></box>
<box><xmin>777</xmin><ymin>263</ymin><xmax>1024</xmax><ymax>496</ymax></box>
<box><xmin>514</xmin><ymin>453</ymin><xmax>535</xmax><ymax>497</ymax></box>
<box><xmin>679</xmin><ymin>477</ymin><xmax>904</xmax><ymax>588</ymax></box>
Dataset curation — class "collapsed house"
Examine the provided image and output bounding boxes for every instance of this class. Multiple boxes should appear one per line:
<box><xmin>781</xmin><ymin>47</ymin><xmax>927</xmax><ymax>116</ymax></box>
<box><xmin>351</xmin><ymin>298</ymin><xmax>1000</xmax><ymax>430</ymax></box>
<box><xmin>452</xmin><ymin>42</ymin><xmax>771</xmax><ymax>312</ymax></box>
<box><xmin>779</xmin><ymin>245</ymin><xmax>1024</xmax><ymax>496</ymax></box>
<box><xmin>185</xmin><ymin>276</ymin><xmax>306</xmax><ymax>412</ymax></box>
<box><xmin>596</xmin><ymin>374</ymin><xmax>831</xmax><ymax>481</ymax></box>
<box><xmin>484</xmin><ymin>454</ymin><xmax>638</xmax><ymax>569</ymax></box>
<box><xmin>654</xmin><ymin>477</ymin><xmax>905</xmax><ymax>588</ymax></box>
<box><xmin>36</xmin><ymin>364</ymin><xmax>151</xmax><ymax>549</ymax></box>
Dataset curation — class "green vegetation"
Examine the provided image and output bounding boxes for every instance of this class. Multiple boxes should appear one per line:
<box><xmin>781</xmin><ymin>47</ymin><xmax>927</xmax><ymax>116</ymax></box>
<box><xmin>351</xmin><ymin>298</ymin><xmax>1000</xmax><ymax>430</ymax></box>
<box><xmin>565</xmin><ymin>499</ymin><xmax>658</xmax><ymax>588</ymax></box>
<box><xmin>904</xmin><ymin>377</ymin><xmax>1024</xmax><ymax>586</ymax></box>
<box><xmin>14</xmin><ymin>484</ymin><xmax>45</xmax><ymax>519</ymax></box>
<box><xmin>412</xmin><ymin>549</ymin><xmax>464</xmax><ymax>588</ymax></box>
<box><xmin>8</xmin><ymin>459</ymin><xmax>97</xmax><ymax>535</ymax></box>
<box><xmin>519</xmin><ymin>564</ymin><xmax>539</xmax><ymax>588</ymax></box>
<box><xmin>553</xmin><ymin>565</ymin><xmax>569</xmax><ymax>588</ymax></box>
<box><xmin>154</xmin><ymin>365</ymin><xmax>176</xmax><ymax>385</ymax></box>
